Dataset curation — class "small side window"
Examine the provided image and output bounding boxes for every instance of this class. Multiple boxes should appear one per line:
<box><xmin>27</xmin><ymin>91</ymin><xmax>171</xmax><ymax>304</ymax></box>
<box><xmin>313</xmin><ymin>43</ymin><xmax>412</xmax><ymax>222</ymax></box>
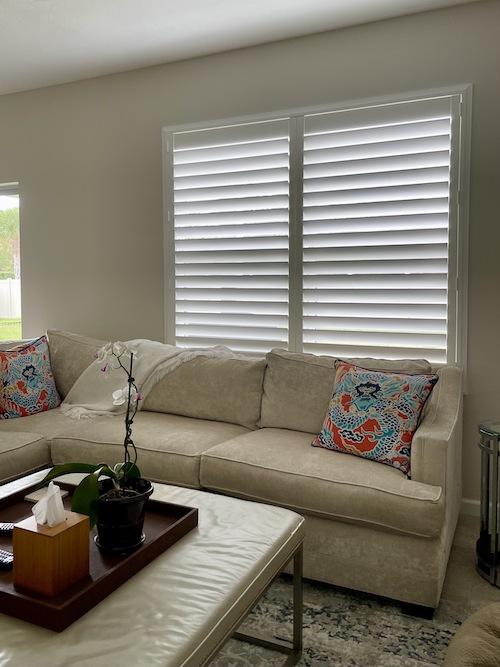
<box><xmin>0</xmin><ymin>183</ymin><xmax>21</xmax><ymax>342</ymax></box>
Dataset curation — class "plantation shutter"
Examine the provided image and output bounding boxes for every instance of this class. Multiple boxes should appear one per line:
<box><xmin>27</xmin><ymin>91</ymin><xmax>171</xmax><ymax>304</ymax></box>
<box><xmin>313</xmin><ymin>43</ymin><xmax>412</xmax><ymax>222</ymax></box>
<box><xmin>302</xmin><ymin>97</ymin><xmax>455</xmax><ymax>362</ymax></box>
<box><xmin>169</xmin><ymin>119</ymin><xmax>290</xmax><ymax>353</ymax></box>
<box><xmin>165</xmin><ymin>91</ymin><xmax>466</xmax><ymax>363</ymax></box>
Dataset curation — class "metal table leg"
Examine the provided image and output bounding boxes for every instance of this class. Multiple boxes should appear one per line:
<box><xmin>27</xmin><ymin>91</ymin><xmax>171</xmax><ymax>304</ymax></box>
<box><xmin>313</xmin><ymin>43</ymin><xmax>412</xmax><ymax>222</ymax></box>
<box><xmin>477</xmin><ymin>421</ymin><xmax>500</xmax><ymax>587</ymax></box>
<box><xmin>233</xmin><ymin>543</ymin><xmax>303</xmax><ymax>665</ymax></box>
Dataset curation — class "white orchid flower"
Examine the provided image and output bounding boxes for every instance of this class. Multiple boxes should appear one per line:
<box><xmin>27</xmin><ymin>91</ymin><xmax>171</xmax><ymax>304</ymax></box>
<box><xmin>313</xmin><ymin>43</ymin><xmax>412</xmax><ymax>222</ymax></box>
<box><xmin>95</xmin><ymin>342</ymin><xmax>114</xmax><ymax>364</ymax></box>
<box><xmin>113</xmin><ymin>342</ymin><xmax>139</xmax><ymax>359</ymax></box>
<box><xmin>112</xmin><ymin>342</ymin><xmax>127</xmax><ymax>357</ymax></box>
<box><xmin>112</xmin><ymin>385</ymin><xmax>140</xmax><ymax>406</ymax></box>
<box><xmin>95</xmin><ymin>343</ymin><xmax>118</xmax><ymax>371</ymax></box>
<box><xmin>112</xmin><ymin>387</ymin><xmax>127</xmax><ymax>406</ymax></box>
<box><xmin>95</xmin><ymin>341</ymin><xmax>139</xmax><ymax>375</ymax></box>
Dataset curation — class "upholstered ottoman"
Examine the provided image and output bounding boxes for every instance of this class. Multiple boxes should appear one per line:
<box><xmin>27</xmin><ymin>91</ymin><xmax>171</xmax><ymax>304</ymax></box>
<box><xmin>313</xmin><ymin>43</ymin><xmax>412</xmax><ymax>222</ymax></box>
<box><xmin>0</xmin><ymin>471</ymin><xmax>305</xmax><ymax>666</ymax></box>
<box><xmin>444</xmin><ymin>602</ymin><xmax>500</xmax><ymax>667</ymax></box>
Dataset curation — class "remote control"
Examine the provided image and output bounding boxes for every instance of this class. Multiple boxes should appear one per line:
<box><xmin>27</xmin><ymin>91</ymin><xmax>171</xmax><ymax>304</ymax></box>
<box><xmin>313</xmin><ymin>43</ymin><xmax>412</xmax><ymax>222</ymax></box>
<box><xmin>0</xmin><ymin>523</ymin><xmax>14</xmax><ymax>534</ymax></box>
<box><xmin>0</xmin><ymin>548</ymin><xmax>14</xmax><ymax>569</ymax></box>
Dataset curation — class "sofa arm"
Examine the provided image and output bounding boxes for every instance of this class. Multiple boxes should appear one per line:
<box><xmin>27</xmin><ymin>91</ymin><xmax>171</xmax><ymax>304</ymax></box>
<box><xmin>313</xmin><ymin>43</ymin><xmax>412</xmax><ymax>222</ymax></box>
<box><xmin>410</xmin><ymin>365</ymin><xmax>463</xmax><ymax>492</ymax></box>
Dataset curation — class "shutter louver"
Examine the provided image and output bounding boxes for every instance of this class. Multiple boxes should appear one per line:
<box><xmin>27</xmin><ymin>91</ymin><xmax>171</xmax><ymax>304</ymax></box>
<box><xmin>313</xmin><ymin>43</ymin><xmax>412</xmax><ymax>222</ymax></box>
<box><xmin>171</xmin><ymin>119</ymin><xmax>290</xmax><ymax>352</ymax></box>
<box><xmin>302</xmin><ymin>97</ymin><xmax>453</xmax><ymax>362</ymax></box>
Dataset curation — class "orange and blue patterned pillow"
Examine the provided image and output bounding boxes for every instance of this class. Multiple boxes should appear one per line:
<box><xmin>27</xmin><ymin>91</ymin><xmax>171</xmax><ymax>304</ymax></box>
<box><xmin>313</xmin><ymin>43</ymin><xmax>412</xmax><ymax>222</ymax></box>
<box><xmin>311</xmin><ymin>360</ymin><xmax>438</xmax><ymax>476</ymax></box>
<box><xmin>0</xmin><ymin>335</ymin><xmax>61</xmax><ymax>419</ymax></box>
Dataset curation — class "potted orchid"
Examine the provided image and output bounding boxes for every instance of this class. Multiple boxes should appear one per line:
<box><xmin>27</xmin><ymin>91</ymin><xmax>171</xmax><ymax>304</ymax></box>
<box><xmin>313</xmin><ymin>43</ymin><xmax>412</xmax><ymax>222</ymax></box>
<box><xmin>39</xmin><ymin>342</ymin><xmax>153</xmax><ymax>552</ymax></box>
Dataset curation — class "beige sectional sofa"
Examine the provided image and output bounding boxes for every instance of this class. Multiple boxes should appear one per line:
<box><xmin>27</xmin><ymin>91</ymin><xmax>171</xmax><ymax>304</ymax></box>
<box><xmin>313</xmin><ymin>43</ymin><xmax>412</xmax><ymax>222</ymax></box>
<box><xmin>0</xmin><ymin>329</ymin><xmax>463</xmax><ymax>610</ymax></box>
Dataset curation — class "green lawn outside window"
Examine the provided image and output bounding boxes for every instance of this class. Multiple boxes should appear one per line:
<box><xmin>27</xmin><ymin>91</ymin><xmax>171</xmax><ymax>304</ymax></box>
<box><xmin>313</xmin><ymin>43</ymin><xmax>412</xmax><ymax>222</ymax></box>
<box><xmin>0</xmin><ymin>318</ymin><xmax>22</xmax><ymax>341</ymax></box>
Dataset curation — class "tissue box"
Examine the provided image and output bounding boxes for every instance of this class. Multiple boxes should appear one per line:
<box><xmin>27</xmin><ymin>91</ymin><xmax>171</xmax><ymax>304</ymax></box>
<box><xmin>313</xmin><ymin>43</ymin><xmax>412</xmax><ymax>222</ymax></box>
<box><xmin>13</xmin><ymin>511</ymin><xmax>90</xmax><ymax>596</ymax></box>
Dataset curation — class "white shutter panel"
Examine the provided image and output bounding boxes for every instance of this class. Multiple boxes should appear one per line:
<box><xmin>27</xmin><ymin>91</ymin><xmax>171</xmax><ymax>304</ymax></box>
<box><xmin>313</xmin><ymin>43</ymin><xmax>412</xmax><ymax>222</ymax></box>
<box><xmin>170</xmin><ymin>119</ymin><xmax>290</xmax><ymax>352</ymax></box>
<box><xmin>302</xmin><ymin>97</ymin><xmax>455</xmax><ymax>362</ymax></box>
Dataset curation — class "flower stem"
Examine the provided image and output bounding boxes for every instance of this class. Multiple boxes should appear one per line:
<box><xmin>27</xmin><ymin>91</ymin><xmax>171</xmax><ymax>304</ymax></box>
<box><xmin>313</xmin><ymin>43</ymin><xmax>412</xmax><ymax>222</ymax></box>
<box><xmin>120</xmin><ymin>352</ymin><xmax>139</xmax><ymax>486</ymax></box>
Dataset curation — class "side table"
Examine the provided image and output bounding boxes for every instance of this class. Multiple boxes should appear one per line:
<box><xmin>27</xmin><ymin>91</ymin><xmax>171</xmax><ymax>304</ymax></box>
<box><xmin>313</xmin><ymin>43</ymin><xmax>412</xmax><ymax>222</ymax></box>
<box><xmin>477</xmin><ymin>420</ymin><xmax>500</xmax><ymax>586</ymax></box>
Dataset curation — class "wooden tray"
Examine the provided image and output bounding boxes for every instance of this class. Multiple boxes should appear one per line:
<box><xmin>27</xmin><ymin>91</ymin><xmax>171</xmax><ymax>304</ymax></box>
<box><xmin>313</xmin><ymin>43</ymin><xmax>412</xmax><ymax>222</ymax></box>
<box><xmin>0</xmin><ymin>480</ymin><xmax>198</xmax><ymax>632</ymax></box>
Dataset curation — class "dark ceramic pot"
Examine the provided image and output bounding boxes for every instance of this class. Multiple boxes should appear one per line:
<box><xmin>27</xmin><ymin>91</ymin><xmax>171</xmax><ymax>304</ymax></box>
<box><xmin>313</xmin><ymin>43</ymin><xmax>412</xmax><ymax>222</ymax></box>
<box><xmin>95</xmin><ymin>477</ymin><xmax>153</xmax><ymax>553</ymax></box>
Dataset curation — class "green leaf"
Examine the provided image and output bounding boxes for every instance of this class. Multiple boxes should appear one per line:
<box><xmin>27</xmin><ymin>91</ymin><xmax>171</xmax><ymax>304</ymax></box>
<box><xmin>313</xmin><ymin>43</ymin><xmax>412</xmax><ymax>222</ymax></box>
<box><xmin>37</xmin><ymin>463</ymin><xmax>101</xmax><ymax>489</ymax></box>
<box><xmin>96</xmin><ymin>464</ymin><xmax>118</xmax><ymax>483</ymax></box>
<box><xmin>129</xmin><ymin>464</ymin><xmax>141</xmax><ymax>478</ymax></box>
<box><xmin>113</xmin><ymin>462</ymin><xmax>125</xmax><ymax>477</ymax></box>
<box><xmin>120</xmin><ymin>462</ymin><xmax>141</xmax><ymax>479</ymax></box>
<box><xmin>71</xmin><ymin>469</ymin><xmax>102</xmax><ymax>529</ymax></box>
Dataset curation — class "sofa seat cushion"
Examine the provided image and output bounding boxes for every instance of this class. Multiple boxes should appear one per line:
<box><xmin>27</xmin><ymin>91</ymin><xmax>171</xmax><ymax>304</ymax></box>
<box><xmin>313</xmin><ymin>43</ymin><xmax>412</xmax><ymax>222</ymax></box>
<box><xmin>0</xmin><ymin>432</ymin><xmax>51</xmax><ymax>484</ymax></box>
<box><xmin>50</xmin><ymin>411</ymin><xmax>250</xmax><ymax>489</ymax></box>
<box><xmin>0</xmin><ymin>407</ymin><xmax>74</xmax><ymax>438</ymax></box>
<box><xmin>260</xmin><ymin>348</ymin><xmax>433</xmax><ymax>434</ymax></box>
<box><xmin>200</xmin><ymin>428</ymin><xmax>444</xmax><ymax>537</ymax></box>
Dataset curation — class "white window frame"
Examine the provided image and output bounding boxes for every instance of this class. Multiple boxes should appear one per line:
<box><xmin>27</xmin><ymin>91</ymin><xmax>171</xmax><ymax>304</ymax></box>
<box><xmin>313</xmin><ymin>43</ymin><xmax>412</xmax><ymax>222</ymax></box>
<box><xmin>163</xmin><ymin>85</ymin><xmax>471</xmax><ymax>367</ymax></box>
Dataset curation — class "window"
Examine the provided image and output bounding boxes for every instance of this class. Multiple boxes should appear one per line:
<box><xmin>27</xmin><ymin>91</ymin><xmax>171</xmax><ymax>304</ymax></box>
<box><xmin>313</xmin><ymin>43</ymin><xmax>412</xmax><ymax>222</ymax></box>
<box><xmin>163</xmin><ymin>88</ymin><xmax>470</xmax><ymax>365</ymax></box>
<box><xmin>0</xmin><ymin>183</ymin><xmax>21</xmax><ymax>341</ymax></box>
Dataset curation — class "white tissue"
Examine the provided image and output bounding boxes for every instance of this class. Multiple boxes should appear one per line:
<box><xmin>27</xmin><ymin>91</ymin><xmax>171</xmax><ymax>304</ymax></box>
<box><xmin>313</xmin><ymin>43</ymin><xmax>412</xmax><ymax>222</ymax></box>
<box><xmin>32</xmin><ymin>482</ymin><xmax>66</xmax><ymax>527</ymax></box>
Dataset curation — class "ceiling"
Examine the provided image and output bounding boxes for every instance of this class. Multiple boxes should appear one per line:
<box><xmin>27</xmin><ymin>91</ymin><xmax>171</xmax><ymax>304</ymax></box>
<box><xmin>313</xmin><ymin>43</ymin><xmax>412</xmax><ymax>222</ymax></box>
<box><xmin>0</xmin><ymin>0</ymin><xmax>482</xmax><ymax>96</ymax></box>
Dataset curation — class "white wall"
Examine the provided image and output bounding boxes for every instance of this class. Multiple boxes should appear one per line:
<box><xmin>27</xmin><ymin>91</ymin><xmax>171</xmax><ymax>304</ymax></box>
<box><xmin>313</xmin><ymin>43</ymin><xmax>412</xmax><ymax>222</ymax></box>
<box><xmin>0</xmin><ymin>0</ymin><xmax>499</xmax><ymax>502</ymax></box>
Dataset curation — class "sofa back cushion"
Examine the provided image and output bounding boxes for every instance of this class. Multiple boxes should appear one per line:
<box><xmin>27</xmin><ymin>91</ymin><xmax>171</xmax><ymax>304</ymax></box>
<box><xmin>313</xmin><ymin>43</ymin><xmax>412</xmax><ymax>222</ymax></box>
<box><xmin>260</xmin><ymin>348</ymin><xmax>433</xmax><ymax>434</ymax></box>
<box><xmin>142</xmin><ymin>355</ymin><xmax>266</xmax><ymax>430</ymax></box>
<box><xmin>46</xmin><ymin>330</ymin><xmax>109</xmax><ymax>399</ymax></box>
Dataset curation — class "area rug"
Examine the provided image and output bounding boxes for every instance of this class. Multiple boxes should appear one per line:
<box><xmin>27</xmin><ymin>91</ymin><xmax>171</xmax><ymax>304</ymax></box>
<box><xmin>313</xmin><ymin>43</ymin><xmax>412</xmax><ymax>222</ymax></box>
<box><xmin>210</xmin><ymin>575</ymin><xmax>468</xmax><ymax>667</ymax></box>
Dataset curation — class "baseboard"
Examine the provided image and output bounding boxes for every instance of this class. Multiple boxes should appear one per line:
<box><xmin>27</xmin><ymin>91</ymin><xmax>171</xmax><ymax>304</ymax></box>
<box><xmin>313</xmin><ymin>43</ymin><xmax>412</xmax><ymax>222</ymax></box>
<box><xmin>461</xmin><ymin>497</ymin><xmax>480</xmax><ymax>516</ymax></box>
